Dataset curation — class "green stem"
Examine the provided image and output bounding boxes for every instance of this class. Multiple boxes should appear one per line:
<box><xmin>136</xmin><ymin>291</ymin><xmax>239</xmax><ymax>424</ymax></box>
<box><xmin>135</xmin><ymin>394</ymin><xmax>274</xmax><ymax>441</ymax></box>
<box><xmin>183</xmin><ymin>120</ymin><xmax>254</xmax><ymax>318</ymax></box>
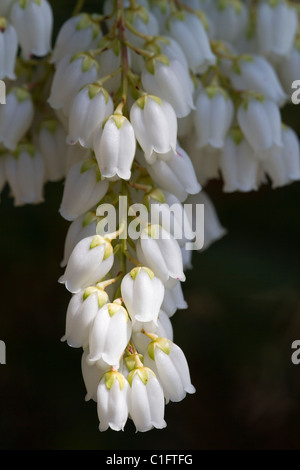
<box><xmin>72</xmin><ymin>0</ymin><xmax>86</xmax><ymax>16</ymax></box>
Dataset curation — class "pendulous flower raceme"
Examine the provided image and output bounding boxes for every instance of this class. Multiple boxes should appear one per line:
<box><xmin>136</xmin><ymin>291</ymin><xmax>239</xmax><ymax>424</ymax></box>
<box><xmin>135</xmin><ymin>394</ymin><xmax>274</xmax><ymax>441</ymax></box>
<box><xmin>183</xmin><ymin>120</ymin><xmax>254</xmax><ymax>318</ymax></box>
<box><xmin>0</xmin><ymin>0</ymin><xmax>300</xmax><ymax>434</ymax></box>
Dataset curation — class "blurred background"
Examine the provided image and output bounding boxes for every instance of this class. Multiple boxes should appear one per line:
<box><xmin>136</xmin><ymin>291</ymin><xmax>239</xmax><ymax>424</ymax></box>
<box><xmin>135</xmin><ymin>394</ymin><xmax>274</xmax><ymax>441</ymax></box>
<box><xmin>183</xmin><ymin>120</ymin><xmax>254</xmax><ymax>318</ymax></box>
<box><xmin>1</xmin><ymin>0</ymin><xmax>300</xmax><ymax>451</ymax></box>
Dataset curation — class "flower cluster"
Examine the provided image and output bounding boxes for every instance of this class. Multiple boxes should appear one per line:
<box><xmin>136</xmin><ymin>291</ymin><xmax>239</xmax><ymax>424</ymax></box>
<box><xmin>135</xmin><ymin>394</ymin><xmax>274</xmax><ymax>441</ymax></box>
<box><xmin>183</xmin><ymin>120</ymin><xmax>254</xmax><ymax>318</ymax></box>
<box><xmin>0</xmin><ymin>0</ymin><xmax>299</xmax><ymax>433</ymax></box>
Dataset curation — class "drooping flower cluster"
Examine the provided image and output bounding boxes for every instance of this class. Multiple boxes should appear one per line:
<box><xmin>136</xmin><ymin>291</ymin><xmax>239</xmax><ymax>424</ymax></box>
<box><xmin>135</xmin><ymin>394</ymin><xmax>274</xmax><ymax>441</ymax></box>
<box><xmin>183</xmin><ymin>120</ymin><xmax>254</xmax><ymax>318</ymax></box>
<box><xmin>0</xmin><ymin>0</ymin><xmax>299</xmax><ymax>433</ymax></box>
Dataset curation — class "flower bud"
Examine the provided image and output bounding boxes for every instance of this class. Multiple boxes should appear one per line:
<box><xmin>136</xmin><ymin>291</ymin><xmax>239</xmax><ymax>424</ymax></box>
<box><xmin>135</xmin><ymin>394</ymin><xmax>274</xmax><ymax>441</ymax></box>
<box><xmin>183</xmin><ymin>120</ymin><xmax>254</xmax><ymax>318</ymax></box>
<box><xmin>67</xmin><ymin>84</ymin><xmax>114</xmax><ymax>150</ymax></box>
<box><xmin>4</xmin><ymin>144</ymin><xmax>45</xmax><ymax>206</ymax></box>
<box><xmin>0</xmin><ymin>87</ymin><xmax>34</xmax><ymax>151</ymax></box>
<box><xmin>87</xmin><ymin>301</ymin><xmax>132</xmax><ymax>368</ymax></box>
<box><xmin>121</xmin><ymin>267</ymin><xmax>165</xmax><ymax>325</ymax></box>
<box><xmin>10</xmin><ymin>0</ymin><xmax>53</xmax><ymax>59</ymax></box>
<box><xmin>130</xmin><ymin>95</ymin><xmax>177</xmax><ymax>164</ymax></box>
<box><xmin>127</xmin><ymin>366</ymin><xmax>166</xmax><ymax>432</ymax></box>
<box><xmin>58</xmin><ymin>234</ymin><xmax>114</xmax><ymax>293</ymax></box>
<box><xmin>93</xmin><ymin>114</ymin><xmax>136</xmax><ymax>181</ymax></box>
<box><xmin>0</xmin><ymin>18</ymin><xmax>18</xmax><ymax>80</ymax></box>
<box><xmin>97</xmin><ymin>370</ymin><xmax>129</xmax><ymax>432</ymax></box>
<box><xmin>51</xmin><ymin>13</ymin><xmax>102</xmax><ymax>64</ymax></box>
<box><xmin>59</xmin><ymin>158</ymin><xmax>109</xmax><ymax>222</ymax></box>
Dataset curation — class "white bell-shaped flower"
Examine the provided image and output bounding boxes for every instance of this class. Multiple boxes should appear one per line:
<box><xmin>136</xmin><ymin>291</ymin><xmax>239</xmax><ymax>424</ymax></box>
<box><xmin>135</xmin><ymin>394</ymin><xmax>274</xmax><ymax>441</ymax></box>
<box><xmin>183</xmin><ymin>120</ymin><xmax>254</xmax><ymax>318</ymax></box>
<box><xmin>237</xmin><ymin>97</ymin><xmax>283</xmax><ymax>159</ymax></box>
<box><xmin>208</xmin><ymin>0</ymin><xmax>249</xmax><ymax>44</ymax></box>
<box><xmin>185</xmin><ymin>192</ymin><xmax>227</xmax><ymax>251</ymax></box>
<box><xmin>227</xmin><ymin>55</ymin><xmax>287</xmax><ymax>106</ymax></box>
<box><xmin>136</xmin><ymin>224</ymin><xmax>185</xmax><ymax>288</ymax></box>
<box><xmin>48</xmin><ymin>53</ymin><xmax>99</xmax><ymax>116</ymax></box>
<box><xmin>166</xmin><ymin>11</ymin><xmax>216</xmax><ymax>74</ymax></box>
<box><xmin>161</xmin><ymin>282</ymin><xmax>188</xmax><ymax>318</ymax></box>
<box><xmin>4</xmin><ymin>144</ymin><xmax>45</xmax><ymax>206</ymax></box>
<box><xmin>125</xmin><ymin>6</ymin><xmax>159</xmax><ymax>51</ymax></box>
<box><xmin>194</xmin><ymin>86</ymin><xmax>234</xmax><ymax>150</ymax></box>
<box><xmin>262</xmin><ymin>125</ymin><xmax>300</xmax><ymax>189</ymax></box>
<box><xmin>220</xmin><ymin>128</ymin><xmax>259</xmax><ymax>193</ymax></box>
<box><xmin>146</xmin><ymin>145</ymin><xmax>201</xmax><ymax>202</ymax></box>
<box><xmin>93</xmin><ymin>113</ymin><xmax>136</xmax><ymax>181</ymax></box>
<box><xmin>146</xmin><ymin>338</ymin><xmax>196</xmax><ymax>403</ymax></box>
<box><xmin>96</xmin><ymin>46</ymin><xmax>122</xmax><ymax>95</ymax></box>
<box><xmin>87</xmin><ymin>300</ymin><xmax>132</xmax><ymax>368</ymax></box>
<box><xmin>277</xmin><ymin>46</ymin><xmax>300</xmax><ymax>95</ymax></box>
<box><xmin>121</xmin><ymin>267</ymin><xmax>165</xmax><ymax>326</ymax></box>
<box><xmin>51</xmin><ymin>13</ymin><xmax>102</xmax><ymax>64</ymax></box>
<box><xmin>67</xmin><ymin>84</ymin><xmax>114</xmax><ymax>150</ymax></box>
<box><xmin>141</xmin><ymin>56</ymin><xmax>195</xmax><ymax>118</ymax></box>
<box><xmin>81</xmin><ymin>348</ymin><xmax>106</xmax><ymax>402</ymax></box>
<box><xmin>37</xmin><ymin>119</ymin><xmax>68</xmax><ymax>182</ymax></box>
<box><xmin>157</xmin><ymin>310</ymin><xmax>173</xmax><ymax>341</ymax></box>
<box><xmin>61</xmin><ymin>211</ymin><xmax>98</xmax><ymax>268</ymax></box>
<box><xmin>10</xmin><ymin>0</ymin><xmax>53</xmax><ymax>59</ymax></box>
<box><xmin>97</xmin><ymin>370</ymin><xmax>129</xmax><ymax>432</ymax></box>
<box><xmin>0</xmin><ymin>18</ymin><xmax>18</xmax><ymax>80</ymax></box>
<box><xmin>129</xmin><ymin>95</ymin><xmax>177</xmax><ymax>164</ymax></box>
<box><xmin>61</xmin><ymin>286</ymin><xmax>109</xmax><ymax>349</ymax></box>
<box><xmin>148</xmin><ymin>190</ymin><xmax>195</xmax><ymax>247</ymax></box>
<box><xmin>0</xmin><ymin>87</ymin><xmax>34</xmax><ymax>151</ymax></box>
<box><xmin>59</xmin><ymin>158</ymin><xmax>109</xmax><ymax>222</ymax></box>
<box><xmin>0</xmin><ymin>0</ymin><xmax>14</xmax><ymax>17</ymax></box>
<box><xmin>65</xmin><ymin>144</ymin><xmax>91</xmax><ymax>174</ymax></box>
<box><xmin>58</xmin><ymin>234</ymin><xmax>114</xmax><ymax>294</ymax></box>
<box><xmin>256</xmin><ymin>0</ymin><xmax>298</xmax><ymax>64</ymax></box>
<box><xmin>128</xmin><ymin>366</ymin><xmax>167</xmax><ymax>432</ymax></box>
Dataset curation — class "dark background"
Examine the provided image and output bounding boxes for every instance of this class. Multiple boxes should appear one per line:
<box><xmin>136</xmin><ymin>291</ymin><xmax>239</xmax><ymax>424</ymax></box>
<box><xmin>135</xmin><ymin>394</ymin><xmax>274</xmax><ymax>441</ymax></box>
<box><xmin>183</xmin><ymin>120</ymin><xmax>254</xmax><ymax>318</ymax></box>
<box><xmin>1</xmin><ymin>0</ymin><xmax>300</xmax><ymax>451</ymax></box>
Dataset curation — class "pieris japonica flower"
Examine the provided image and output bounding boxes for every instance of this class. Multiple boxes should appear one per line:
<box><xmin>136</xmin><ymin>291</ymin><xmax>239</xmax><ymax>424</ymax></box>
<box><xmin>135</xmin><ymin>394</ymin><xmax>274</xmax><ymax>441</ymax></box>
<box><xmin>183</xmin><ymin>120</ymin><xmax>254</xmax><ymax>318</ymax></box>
<box><xmin>87</xmin><ymin>300</ymin><xmax>132</xmax><ymax>369</ymax></box>
<box><xmin>59</xmin><ymin>158</ymin><xmax>109</xmax><ymax>222</ymax></box>
<box><xmin>136</xmin><ymin>224</ymin><xmax>185</xmax><ymax>288</ymax></box>
<box><xmin>93</xmin><ymin>113</ymin><xmax>136</xmax><ymax>181</ymax></box>
<box><xmin>0</xmin><ymin>0</ymin><xmax>14</xmax><ymax>17</ymax></box>
<box><xmin>127</xmin><ymin>366</ymin><xmax>167</xmax><ymax>432</ymax></box>
<box><xmin>4</xmin><ymin>144</ymin><xmax>45</xmax><ymax>206</ymax></box>
<box><xmin>145</xmin><ymin>145</ymin><xmax>201</xmax><ymax>202</ymax></box>
<box><xmin>220</xmin><ymin>128</ymin><xmax>259</xmax><ymax>193</ymax></box>
<box><xmin>37</xmin><ymin>119</ymin><xmax>68</xmax><ymax>182</ymax></box>
<box><xmin>125</xmin><ymin>7</ymin><xmax>159</xmax><ymax>50</ymax></box>
<box><xmin>0</xmin><ymin>18</ymin><xmax>18</xmax><ymax>80</ymax></box>
<box><xmin>141</xmin><ymin>55</ymin><xmax>195</xmax><ymax>118</ymax></box>
<box><xmin>237</xmin><ymin>97</ymin><xmax>283</xmax><ymax>159</ymax></box>
<box><xmin>227</xmin><ymin>55</ymin><xmax>287</xmax><ymax>106</ymax></box>
<box><xmin>121</xmin><ymin>267</ymin><xmax>165</xmax><ymax>326</ymax></box>
<box><xmin>61</xmin><ymin>211</ymin><xmax>98</xmax><ymax>268</ymax></box>
<box><xmin>61</xmin><ymin>286</ymin><xmax>109</xmax><ymax>349</ymax></box>
<box><xmin>161</xmin><ymin>282</ymin><xmax>188</xmax><ymax>318</ymax></box>
<box><xmin>277</xmin><ymin>46</ymin><xmax>300</xmax><ymax>95</ymax></box>
<box><xmin>157</xmin><ymin>310</ymin><xmax>173</xmax><ymax>341</ymax></box>
<box><xmin>193</xmin><ymin>86</ymin><xmax>234</xmax><ymax>150</ymax></box>
<box><xmin>147</xmin><ymin>190</ymin><xmax>195</xmax><ymax>247</ymax></box>
<box><xmin>65</xmin><ymin>144</ymin><xmax>91</xmax><ymax>174</ymax></box>
<box><xmin>262</xmin><ymin>125</ymin><xmax>300</xmax><ymax>188</ymax></box>
<box><xmin>0</xmin><ymin>87</ymin><xmax>34</xmax><ymax>151</ymax></box>
<box><xmin>48</xmin><ymin>53</ymin><xmax>99</xmax><ymax>116</ymax></box>
<box><xmin>185</xmin><ymin>192</ymin><xmax>227</xmax><ymax>251</ymax></box>
<box><xmin>58</xmin><ymin>234</ymin><xmax>114</xmax><ymax>294</ymax></box>
<box><xmin>97</xmin><ymin>370</ymin><xmax>129</xmax><ymax>432</ymax></box>
<box><xmin>166</xmin><ymin>11</ymin><xmax>216</xmax><ymax>74</ymax></box>
<box><xmin>129</xmin><ymin>95</ymin><xmax>177</xmax><ymax>164</ymax></box>
<box><xmin>10</xmin><ymin>0</ymin><xmax>53</xmax><ymax>60</ymax></box>
<box><xmin>67</xmin><ymin>84</ymin><xmax>114</xmax><ymax>150</ymax></box>
<box><xmin>51</xmin><ymin>13</ymin><xmax>102</xmax><ymax>64</ymax></box>
<box><xmin>209</xmin><ymin>0</ymin><xmax>249</xmax><ymax>44</ymax></box>
<box><xmin>256</xmin><ymin>0</ymin><xmax>298</xmax><ymax>64</ymax></box>
<box><xmin>81</xmin><ymin>349</ymin><xmax>105</xmax><ymax>402</ymax></box>
<box><xmin>146</xmin><ymin>338</ymin><xmax>196</xmax><ymax>403</ymax></box>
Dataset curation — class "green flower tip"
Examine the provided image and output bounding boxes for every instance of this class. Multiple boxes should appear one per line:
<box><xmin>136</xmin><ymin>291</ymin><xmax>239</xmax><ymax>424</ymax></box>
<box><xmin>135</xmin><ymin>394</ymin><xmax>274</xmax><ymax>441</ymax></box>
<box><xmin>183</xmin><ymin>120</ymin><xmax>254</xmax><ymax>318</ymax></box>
<box><xmin>147</xmin><ymin>337</ymin><xmax>171</xmax><ymax>361</ymax></box>
<box><xmin>130</xmin><ymin>266</ymin><xmax>155</xmax><ymax>281</ymax></box>
<box><xmin>127</xmin><ymin>366</ymin><xmax>155</xmax><ymax>387</ymax></box>
<box><xmin>104</xmin><ymin>370</ymin><xmax>126</xmax><ymax>391</ymax></box>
